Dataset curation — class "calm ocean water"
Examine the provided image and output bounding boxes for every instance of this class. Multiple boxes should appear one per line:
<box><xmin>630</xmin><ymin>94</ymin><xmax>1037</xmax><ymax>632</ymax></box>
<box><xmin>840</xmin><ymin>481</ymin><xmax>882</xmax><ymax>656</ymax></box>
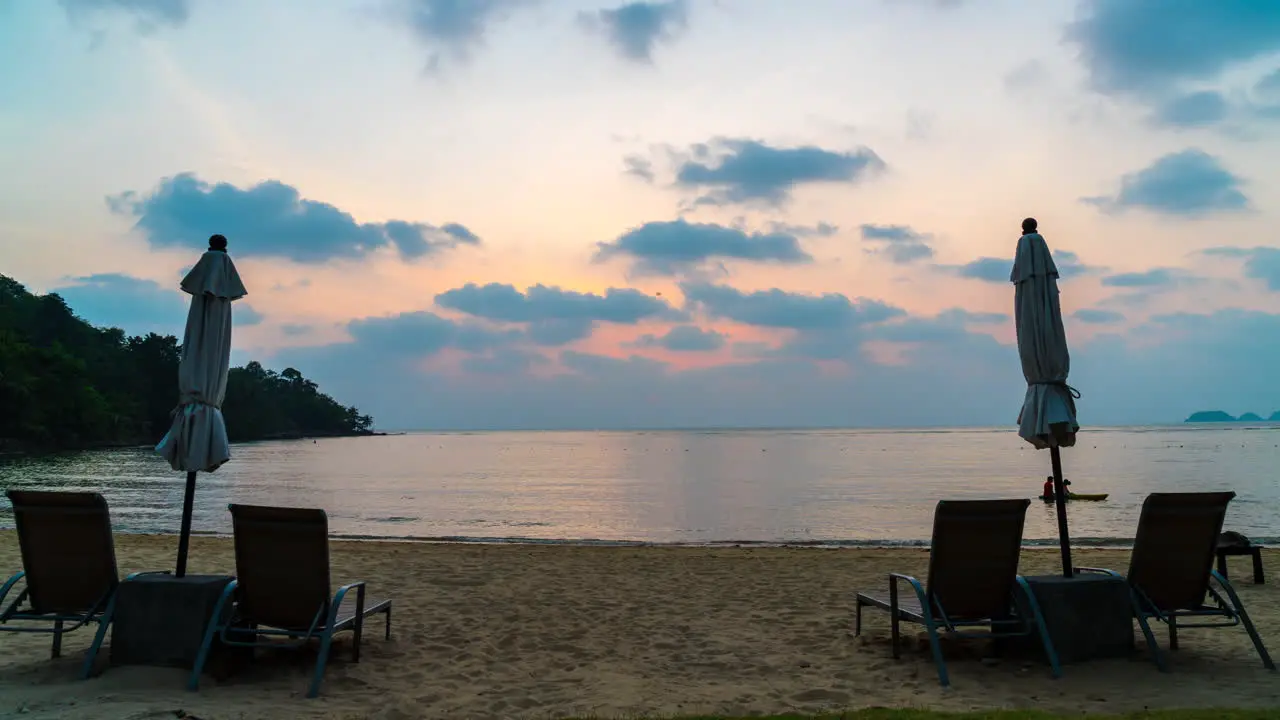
<box><xmin>1</xmin><ymin>426</ymin><xmax>1277</xmax><ymax>546</ymax></box>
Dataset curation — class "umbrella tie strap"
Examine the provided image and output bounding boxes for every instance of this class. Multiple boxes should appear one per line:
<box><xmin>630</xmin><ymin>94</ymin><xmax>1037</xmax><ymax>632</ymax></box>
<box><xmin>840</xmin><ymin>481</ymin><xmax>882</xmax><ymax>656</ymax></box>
<box><xmin>169</xmin><ymin>397</ymin><xmax>223</xmax><ymax>419</ymax></box>
<box><xmin>1033</xmin><ymin>381</ymin><xmax>1081</xmax><ymax>399</ymax></box>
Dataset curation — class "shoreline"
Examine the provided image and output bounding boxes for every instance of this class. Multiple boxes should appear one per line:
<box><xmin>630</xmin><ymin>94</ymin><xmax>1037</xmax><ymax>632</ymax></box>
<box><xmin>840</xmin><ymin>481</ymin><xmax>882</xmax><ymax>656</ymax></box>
<box><xmin>0</xmin><ymin>430</ymin><xmax>386</xmax><ymax>459</ymax></box>
<box><xmin>4</xmin><ymin>528</ymin><xmax>1274</xmax><ymax>550</ymax></box>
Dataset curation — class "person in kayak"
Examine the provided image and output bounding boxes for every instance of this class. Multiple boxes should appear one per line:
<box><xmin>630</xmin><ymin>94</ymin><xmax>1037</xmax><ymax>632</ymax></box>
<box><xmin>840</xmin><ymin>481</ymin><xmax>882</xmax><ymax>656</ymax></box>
<box><xmin>1041</xmin><ymin>476</ymin><xmax>1072</xmax><ymax>500</ymax></box>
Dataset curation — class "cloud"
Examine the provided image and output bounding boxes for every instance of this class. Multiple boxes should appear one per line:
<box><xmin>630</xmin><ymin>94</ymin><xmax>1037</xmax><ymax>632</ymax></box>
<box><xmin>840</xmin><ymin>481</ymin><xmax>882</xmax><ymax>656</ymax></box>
<box><xmin>1004</xmin><ymin>60</ymin><xmax>1049</xmax><ymax>95</ymax></box>
<box><xmin>1051</xmin><ymin>250</ymin><xmax>1096</xmax><ymax>278</ymax></box>
<box><xmin>946</xmin><ymin>249</ymin><xmax>1098</xmax><ymax>283</ymax></box>
<box><xmin>462</xmin><ymin>348</ymin><xmax>548</xmax><ymax>375</ymax></box>
<box><xmin>623</xmin><ymin>155</ymin><xmax>655</xmax><ymax>182</ymax></box>
<box><xmin>680</xmin><ymin>282</ymin><xmax>904</xmax><ymax>331</ymax></box>
<box><xmin>594</xmin><ymin>219</ymin><xmax>812</xmax><ymax>276</ymax></box>
<box><xmin>1255</xmin><ymin>68</ymin><xmax>1280</xmax><ymax>103</ymax></box>
<box><xmin>952</xmin><ymin>257</ymin><xmax>1010</xmax><ymax>283</ymax></box>
<box><xmin>1204</xmin><ymin>246</ymin><xmax>1280</xmax><ymax>290</ymax></box>
<box><xmin>347</xmin><ymin>310</ymin><xmax>517</xmax><ymax>357</ymax></box>
<box><xmin>281</xmin><ymin>323</ymin><xmax>313</xmax><ymax>337</ymax></box>
<box><xmin>671</xmin><ymin>138</ymin><xmax>885</xmax><ymax>206</ymax></box>
<box><xmin>629</xmin><ymin>325</ymin><xmax>726</xmax><ymax>352</ymax></box>
<box><xmin>400</xmin><ymin>0</ymin><xmax>528</xmax><ymax>68</ymax></box>
<box><xmin>767</xmin><ymin>221</ymin><xmax>838</xmax><ymax>238</ymax></box>
<box><xmin>50</xmin><ymin>273</ymin><xmax>190</xmax><ymax>336</ymax></box>
<box><xmin>859</xmin><ymin>224</ymin><xmax>935</xmax><ymax>263</ymax></box>
<box><xmin>940</xmin><ymin>308</ymin><xmax>1009</xmax><ymax>325</ymax></box>
<box><xmin>1150</xmin><ymin>90</ymin><xmax>1230</xmax><ymax>128</ymax></box>
<box><xmin>580</xmin><ymin>1</ymin><xmax>688</xmax><ymax>63</ymax></box>
<box><xmin>272</xmin><ymin>298</ymin><xmax>1280</xmax><ymax>431</ymax></box>
<box><xmin>236</xmin><ymin>304</ymin><xmax>264</xmax><ymax>326</ymax></box>
<box><xmin>1065</xmin><ymin>1</ymin><xmax>1280</xmax><ymax>98</ymax></box>
<box><xmin>1072</xmin><ymin>308</ymin><xmax>1126</xmax><ymax>324</ymax></box>
<box><xmin>861</xmin><ymin>309</ymin><xmax>1008</xmax><ymax>345</ymax></box>
<box><xmin>1100</xmin><ymin>267</ymin><xmax>1194</xmax><ymax>288</ymax></box>
<box><xmin>559</xmin><ymin>350</ymin><xmax>666</xmax><ymax>378</ymax></box>
<box><xmin>1082</xmin><ymin>149</ymin><xmax>1249</xmax><ymax>216</ymax></box>
<box><xmin>59</xmin><ymin>0</ymin><xmax>189</xmax><ymax>29</ymax></box>
<box><xmin>110</xmin><ymin>173</ymin><xmax>480</xmax><ymax>263</ymax></box>
<box><xmin>434</xmin><ymin>282</ymin><xmax>680</xmax><ymax>345</ymax></box>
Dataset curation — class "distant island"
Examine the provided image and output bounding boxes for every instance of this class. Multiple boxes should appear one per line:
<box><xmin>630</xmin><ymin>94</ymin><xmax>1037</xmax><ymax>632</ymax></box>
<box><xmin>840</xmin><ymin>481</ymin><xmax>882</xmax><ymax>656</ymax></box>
<box><xmin>1185</xmin><ymin>410</ymin><xmax>1280</xmax><ymax>423</ymax></box>
<box><xmin>1</xmin><ymin>274</ymin><xmax>375</xmax><ymax>454</ymax></box>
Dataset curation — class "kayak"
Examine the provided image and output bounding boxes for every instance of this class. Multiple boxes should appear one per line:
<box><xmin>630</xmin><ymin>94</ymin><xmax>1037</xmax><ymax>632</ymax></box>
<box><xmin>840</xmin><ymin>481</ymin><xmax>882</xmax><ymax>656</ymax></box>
<box><xmin>1040</xmin><ymin>492</ymin><xmax>1109</xmax><ymax>502</ymax></box>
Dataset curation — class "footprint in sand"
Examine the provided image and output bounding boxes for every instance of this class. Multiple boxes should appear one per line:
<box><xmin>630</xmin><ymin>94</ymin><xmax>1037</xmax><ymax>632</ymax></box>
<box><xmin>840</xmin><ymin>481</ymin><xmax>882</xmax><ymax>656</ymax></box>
<box><xmin>791</xmin><ymin>688</ymin><xmax>852</xmax><ymax>705</ymax></box>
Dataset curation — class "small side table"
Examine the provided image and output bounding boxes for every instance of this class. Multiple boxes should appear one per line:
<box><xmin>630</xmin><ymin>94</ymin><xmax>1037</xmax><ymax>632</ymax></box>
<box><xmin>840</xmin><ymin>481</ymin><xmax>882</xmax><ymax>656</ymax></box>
<box><xmin>1216</xmin><ymin>545</ymin><xmax>1265</xmax><ymax>584</ymax></box>
<box><xmin>1019</xmin><ymin>573</ymin><xmax>1134</xmax><ymax>664</ymax></box>
<box><xmin>111</xmin><ymin>574</ymin><xmax>244</xmax><ymax>676</ymax></box>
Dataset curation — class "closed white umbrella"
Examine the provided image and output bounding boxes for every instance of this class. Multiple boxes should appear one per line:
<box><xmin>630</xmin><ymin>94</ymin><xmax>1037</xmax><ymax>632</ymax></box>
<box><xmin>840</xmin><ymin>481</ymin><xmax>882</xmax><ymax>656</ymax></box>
<box><xmin>1012</xmin><ymin>220</ymin><xmax>1080</xmax><ymax>577</ymax></box>
<box><xmin>155</xmin><ymin>234</ymin><xmax>246</xmax><ymax>577</ymax></box>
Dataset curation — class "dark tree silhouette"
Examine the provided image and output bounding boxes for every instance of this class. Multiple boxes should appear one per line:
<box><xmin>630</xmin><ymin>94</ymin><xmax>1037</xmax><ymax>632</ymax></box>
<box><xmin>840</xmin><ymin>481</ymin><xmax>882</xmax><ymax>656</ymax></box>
<box><xmin>0</xmin><ymin>274</ymin><xmax>373</xmax><ymax>452</ymax></box>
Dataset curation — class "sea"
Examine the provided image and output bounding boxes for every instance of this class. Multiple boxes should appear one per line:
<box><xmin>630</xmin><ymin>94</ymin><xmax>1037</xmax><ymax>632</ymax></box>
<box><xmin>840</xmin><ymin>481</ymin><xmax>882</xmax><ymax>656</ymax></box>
<box><xmin>1</xmin><ymin>425</ymin><xmax>1277</xmax><ymax>547</ymax></box>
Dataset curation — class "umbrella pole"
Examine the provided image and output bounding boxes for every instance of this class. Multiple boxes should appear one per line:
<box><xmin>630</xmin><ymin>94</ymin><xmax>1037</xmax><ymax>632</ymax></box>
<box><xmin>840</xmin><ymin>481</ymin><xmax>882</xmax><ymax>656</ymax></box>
<box><xmin>1050</xmin><ymin>446</ymin><xmax>1073</xmax><ymax>577</ymax></box>
<box><xmin>175</xmin><ymin>470</ymin><xmax>197</xmax><ymax>577</ymax></box>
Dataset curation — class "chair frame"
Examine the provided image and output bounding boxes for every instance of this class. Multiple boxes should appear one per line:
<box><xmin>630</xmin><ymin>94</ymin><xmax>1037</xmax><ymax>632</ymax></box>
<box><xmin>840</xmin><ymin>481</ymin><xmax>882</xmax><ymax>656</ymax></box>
<box><xmin>0</xmin><ymin>490</ymin><xmax>162</xmax><ymax>678</ymax></box>
<box><xmin>855</xmin><ymin>572</ymin><xmax>1060</xmax><ymax>687</ymax></box>
<box><xmin>1078</xmin><ymin>566</ymin><xmax>1272</xmax><ymax>672</ymax></box>
<box><xmin>1078</xmin><ymin>491</ymin><xmax>1274</xmax><ymax>672</ymax></box>
<box><xmin>853</xmin><ymin>498</ymin><xmax>1061</xmax><ymax>687</ymax></box>
<box><xmin>187</xmin><ymin>505</ymin><xmax>392</xmax><ymax>698</ymax></box>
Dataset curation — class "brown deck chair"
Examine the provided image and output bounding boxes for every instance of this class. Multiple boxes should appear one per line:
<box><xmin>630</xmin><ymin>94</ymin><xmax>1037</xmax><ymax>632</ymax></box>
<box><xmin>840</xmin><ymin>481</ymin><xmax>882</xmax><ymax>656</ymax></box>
<box><xmin>0</xmin><ymin>490</ymin><xmax>149</xmax><ymax>678</ymax></box>
<box><xmin>189</xmin><ymin>504</ymin><xmax>393</xmax><ymax>698</ymax></box>
<box><xmin>1079</xmin><ymin>492</ymin><xmax>1274</xmax><ymax>672</ymax></box>
<box><xmin>854</xmin><ymin>498</ymin><xmax>1060</xmax><ymax>686</ymax></box>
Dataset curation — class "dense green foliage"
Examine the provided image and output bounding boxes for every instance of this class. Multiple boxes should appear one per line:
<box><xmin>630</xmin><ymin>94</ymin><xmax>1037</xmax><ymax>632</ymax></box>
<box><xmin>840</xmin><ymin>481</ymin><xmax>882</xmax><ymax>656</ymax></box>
<box><xmin>0</xmin><ymin>274</ymin><xmax>372</xmax><ymax>451</ymax></box>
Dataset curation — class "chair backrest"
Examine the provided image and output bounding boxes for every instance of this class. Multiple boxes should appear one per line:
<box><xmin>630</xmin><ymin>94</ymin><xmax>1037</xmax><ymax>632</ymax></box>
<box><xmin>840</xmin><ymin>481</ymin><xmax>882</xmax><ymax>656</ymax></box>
<box><xmin>1127</xmin><ymin>492</ymin><xmax>1234</xmax><ymax>611</ymax></box>
<box><xmin>925</xmin><ymin>499</ymin><xmax>1031</xmax><ymax>620</ymax></box>
<box><xmin>6</xmin><ymin>490</ymin><xmax>118</xmax><ymax>615</ymax></box>
<box><xmin>228</xmin><ymin>504</ymin><xmax>332</xmax><ymax>630</ymax></box>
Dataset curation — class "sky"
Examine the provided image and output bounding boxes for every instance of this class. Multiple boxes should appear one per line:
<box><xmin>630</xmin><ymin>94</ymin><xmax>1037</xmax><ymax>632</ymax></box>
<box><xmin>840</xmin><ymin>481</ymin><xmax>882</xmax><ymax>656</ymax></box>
<box><xmin>3</xmin><ymin>0</ymin><xmax>1280</xmax><ymax>430</ymax></box>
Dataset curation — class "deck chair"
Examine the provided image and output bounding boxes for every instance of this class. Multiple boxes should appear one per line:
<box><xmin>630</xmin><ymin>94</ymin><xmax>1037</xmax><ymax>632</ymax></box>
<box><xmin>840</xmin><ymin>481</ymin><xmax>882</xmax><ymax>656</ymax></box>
<box><xmin>854</xmin><ymin>498</ymin><xmax>1060</xmax><ymax>687</ymax></box>
<box><xmin>189</xmin><ymin>504</ymin><xmax>393</xmax><ymax>698</ymax></box>
<box><xmin>1079</xmin><ymin>492</ymin><xmax>1274</xmax><ymax>672</ymax></box>
<box><xmin>0</xmin><ymin>490</ymin><xmax>144</xmax><ymax>678</ymax></box>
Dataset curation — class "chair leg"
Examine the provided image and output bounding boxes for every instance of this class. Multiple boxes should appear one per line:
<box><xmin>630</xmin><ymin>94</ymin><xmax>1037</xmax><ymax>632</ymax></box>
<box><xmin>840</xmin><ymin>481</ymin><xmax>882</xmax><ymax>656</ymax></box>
<box><xmin>1213</xmin><ymin>570</ymin><xmax>1275</xmax><ymax>671</ymax></box>
<box><xmin>1252</xmin><ymin>549</ymin><xmax>1265</xmax><ymax>585</ymax></box>
<box><xmin>384</xmin><ymin>606</ymin><xmax>392</xmax><ymax>641</ymax></box>
<box><xmin>352</xmin><ymin>616</ymin><xmax>364</xmax><ymax>664</ymax></box>
<box><xmin>307</xmin><ymin>629</ymin><xmax>337</xmax><ymax>699</ymax></box>
<box><xmin>190</xmin><ymin>582</ymin><xmax>238</xmax><ymax>692</ymax></box>
<box><xmin>889</xmin><ymin>584</ymin><xmax>900</xmax><ymax>660</ymax></box>
<box><xmin>51</xmin><ymin>619</ymin><xmax>63</xmax><ymax>659</ymax></box>
<box><xmin>854</xmin><ymin>599</ymin><xmax>863</xmax><ymax>637</ymax></box>
<box><xmin>923</xmin><ymin>623</ymin><xmax>949</xmax><ymax>688</ymax></box>
<box><xmin>1168</xmin><ymin>616</ymin><xmax>1179</xmax><ymax>650</ymax></box>
<box><xmin>1238</xmin><ymin>607</ymin><xmax>1276</xmax><ymax>671</ymax></box>
<box><xmin>890</xmin><ymin>611</ymin><xmax>900</xmax><ymax>659</ymax></box>
<box><xmin>82</xmin><ymin>598</ymin><xmax>118</xmax><ymax>680</ymax></box>
<box><xmin>1016</xmin><ymin>578</ymin><xmax>1062</xmax><ymax>679</ymax></box>
<box><xmin>1135</xmin><ymin>612</ymin><xmax>1167</xmax><ymax>672</ymax></box>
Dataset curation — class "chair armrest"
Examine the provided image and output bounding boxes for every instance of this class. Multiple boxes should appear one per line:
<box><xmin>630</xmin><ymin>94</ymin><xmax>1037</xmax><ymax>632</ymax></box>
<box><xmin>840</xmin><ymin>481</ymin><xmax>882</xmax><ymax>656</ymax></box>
<box><xmin>333</xmin><ymin>581</ymin><xmax>367</xmax><ymax>606</ymax></box>
<box><xmin>1075</xmin><ymin>566</ymin><xmax>1124</xmax><ymax>578</ymax></box>
<box><xmin>0</xmin><ymin>571</ymin><xmax>25</xmax><ymax>607</ymax></box>
<box><xmin>210</xmin><ymin>579</ymin><xmax>240</xmax><ymax>626</ymax></box>
<box><xmin>888</xmin><ymin>573</ymin><xmax>929</xmax><ymax>607</ymax></box>
<box><xmin>330</xmin><ymin>581</ymin><xmax>367</xmax><ymax>627</ymax></box>
<box><xmin>123</xmin><ymin>571</ymin><xmax>173</xmax><ymax>581</ymax></box>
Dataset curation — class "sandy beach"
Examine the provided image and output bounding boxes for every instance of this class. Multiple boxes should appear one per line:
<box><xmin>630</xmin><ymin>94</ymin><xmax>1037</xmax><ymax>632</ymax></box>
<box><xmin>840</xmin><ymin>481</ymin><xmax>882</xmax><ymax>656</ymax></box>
<box><xmin>0</xmin><ymin>533</ymin><xmax>1276</xmax><ymax>720</ymax></box>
